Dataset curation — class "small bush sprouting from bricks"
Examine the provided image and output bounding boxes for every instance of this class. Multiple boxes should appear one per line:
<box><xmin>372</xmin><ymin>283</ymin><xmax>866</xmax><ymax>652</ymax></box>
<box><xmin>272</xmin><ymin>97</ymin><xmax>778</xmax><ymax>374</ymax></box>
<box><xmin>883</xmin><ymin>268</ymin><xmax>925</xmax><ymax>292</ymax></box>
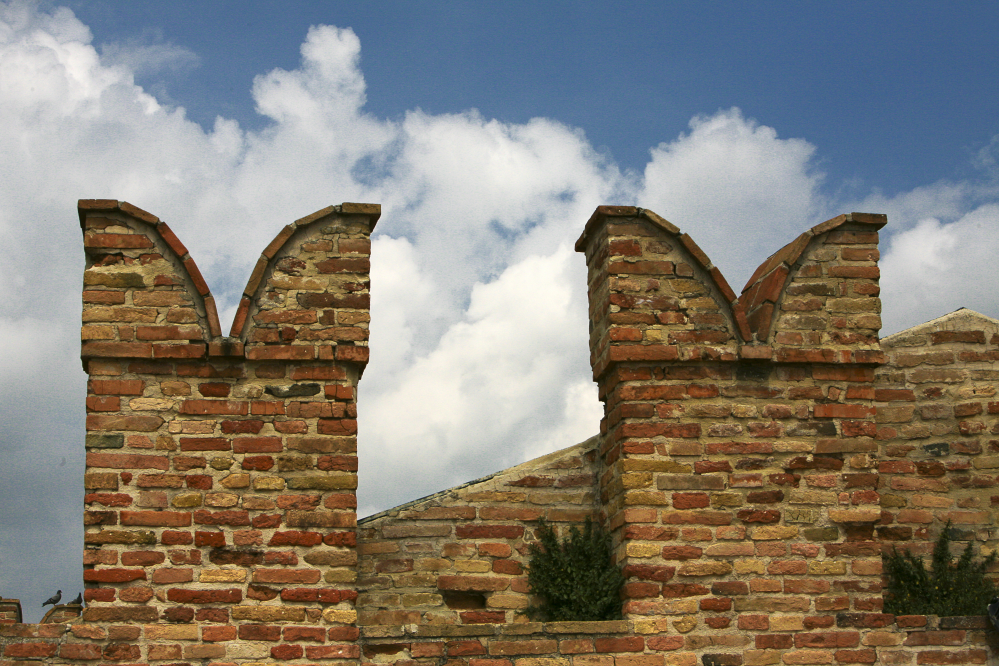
<box><xmin>525</xmin><ymin>518</ymin><xmax>624</xmax><ymax>621</ymax></box>
<box><xmin>883</xmin><ymin>522</ymin><xmax>998</xmax><ymax>617</ymax></box>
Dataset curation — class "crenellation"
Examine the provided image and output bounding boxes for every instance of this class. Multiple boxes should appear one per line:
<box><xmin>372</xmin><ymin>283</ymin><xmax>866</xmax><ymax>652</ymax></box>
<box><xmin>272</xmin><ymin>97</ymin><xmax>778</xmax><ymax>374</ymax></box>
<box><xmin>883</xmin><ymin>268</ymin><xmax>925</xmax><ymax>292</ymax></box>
<box><xmin>3</xmin><ymin>202</ymin><xmax>998</xmax><ymax>665</ymax></box>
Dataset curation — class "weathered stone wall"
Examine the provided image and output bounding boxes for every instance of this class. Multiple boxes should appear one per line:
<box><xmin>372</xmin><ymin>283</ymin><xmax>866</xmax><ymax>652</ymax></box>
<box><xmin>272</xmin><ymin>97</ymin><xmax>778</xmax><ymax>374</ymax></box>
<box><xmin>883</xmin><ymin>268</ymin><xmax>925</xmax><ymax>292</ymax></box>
<box><xmin>357</xmin><ymin>438</ymin><xmax>600</xmax><ymax>632</ymax></box>
<box><xmin>2</xmin><ymin>201</ymin><xmax>998</xmax><ymax>666</ymax></box>
<box><xmin>43</xmin><ymin>199</ymin><xmax>373</xmax><ymax>663</ymax></box>
<box><xmin>876</xmin><ymin>310</ymin><xmax>999</xmax><ymax>553</ymax></box>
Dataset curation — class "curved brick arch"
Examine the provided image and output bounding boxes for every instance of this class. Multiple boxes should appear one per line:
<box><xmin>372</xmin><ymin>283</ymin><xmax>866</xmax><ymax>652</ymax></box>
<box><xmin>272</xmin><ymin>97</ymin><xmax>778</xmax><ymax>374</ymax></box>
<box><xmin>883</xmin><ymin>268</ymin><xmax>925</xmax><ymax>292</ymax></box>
<box><xmin>79</xmin><ymin>199</ymin><xmax>222</xmax><ymax>367</ymax></box>
<box><xmin>575</xmin><ymin>206</ymin><xmax>750</xmax><ymax>382</ymax></box>
<box><xmin>228</xmin><ymin>203</ymin><xmax>379</xmax><ymax>374</ymax></box>
<box><xmin>739</xmin><ymin>212</ymin><xmax>886</xmax><ymax>359</ymax></box>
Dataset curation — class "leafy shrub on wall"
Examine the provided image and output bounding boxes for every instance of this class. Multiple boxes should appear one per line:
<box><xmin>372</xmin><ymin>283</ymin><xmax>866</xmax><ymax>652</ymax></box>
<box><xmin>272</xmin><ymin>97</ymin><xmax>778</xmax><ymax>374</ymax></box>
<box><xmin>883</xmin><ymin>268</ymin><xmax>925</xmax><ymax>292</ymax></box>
<box><xmin>883</xmin><ymin>523</ymin><xmax>997</xmax><ymax>617</ymax></box>
<box><xmin>525</xmin><ymin>518</ymin><xmax>624</xmax><ymax>621</ymax></box>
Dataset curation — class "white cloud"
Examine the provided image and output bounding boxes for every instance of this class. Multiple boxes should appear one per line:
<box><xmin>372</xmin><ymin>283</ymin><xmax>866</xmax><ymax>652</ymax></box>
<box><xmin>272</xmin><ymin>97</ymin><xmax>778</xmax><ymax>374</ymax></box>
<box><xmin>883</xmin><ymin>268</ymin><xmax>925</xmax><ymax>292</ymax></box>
<box><xmin>98</xmin><ymin>35</ymin><xmax>198</xmax><ymax>80</ymax></box>
<box><xmin>639</xmin><ymin>108</ymin><xmax>827</xmax><ymax>290</ymax></box>
<box><xmin>879</xmin><ymin>205</ymin><xmax>999</xmax><ymax>334</ymax></box>
<box><xmin>358</xmin><ymin>246</ymin><xmax>599</xmax><ymax>514</ymax></box>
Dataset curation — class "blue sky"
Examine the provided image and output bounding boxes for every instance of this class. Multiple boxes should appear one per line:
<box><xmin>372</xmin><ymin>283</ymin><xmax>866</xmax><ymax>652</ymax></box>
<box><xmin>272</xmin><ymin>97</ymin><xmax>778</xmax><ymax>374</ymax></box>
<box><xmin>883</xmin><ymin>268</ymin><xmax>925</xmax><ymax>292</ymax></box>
<box><xmin>1</xmin><ymin>0</ymin><xmax>998</xmax><ymax>621</ymax></box>
<box><xmin>67</xmin><ymin>1</ymin><xmax>999</xmax><ymax>193</ymax></box>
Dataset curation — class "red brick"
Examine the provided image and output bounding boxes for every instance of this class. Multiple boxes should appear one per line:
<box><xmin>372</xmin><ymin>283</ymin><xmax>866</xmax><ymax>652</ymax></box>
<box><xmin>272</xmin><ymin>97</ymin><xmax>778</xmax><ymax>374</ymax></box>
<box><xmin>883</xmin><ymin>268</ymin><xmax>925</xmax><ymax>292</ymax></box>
<box><xmin>120</xmin><ymin>550</ymin><xmax>165</xmax><ymax>566</ymax></box>
<box><xmin>253</xmin><ymin>568</ymin><xmax>322</xmax><ymax>584</ymax></box>
<box><xmin>328</xmin><ymin>627</ymin><xmax>360</xmax><ymax>641</ymax></box>
<box><xmin>86</xmin><ymin>452</ymin><xmax>169</xmax><ymax>470</ymax></box>
<box><xmin>272</xmin><ymin>644</ymin><xmax>304</xmax><ymax>660</ymax></box>
<box><xmin>795</xmin><ymin>632</ymin><xmax>861</xmax><ymax>648</ymax></box>
<box><xmin>239</xmin><ymin>624</ymin><xmax>281</xmax><ymax>641</ymax></box>
<box><xmin>283</xmin><ymin>626</ymin><xmax>327</xmax><ymax>642</ymax></box>
<box><xmin>120</xmin><ymin>510</ymin><xmax>191</xmax><ymax>526</ymax></box>
<box><xmin>83</xmin><ymin>567</ymin><xmax>147</xmax><ymax>583</ymax></box>
<box><xmin>89</xmin><ymin>379</ymin><xmax>145</xmax><ymax>395</ymax></box>
<box><xmin>202</xmin><ymin>625</ymin><xmax>238</xmax><ymax>641</ymax></box>
<box><xmin>647</xmin><ymin>636</ymin><xmax>685</xmax><ymax>651</ymax></box>
<box><xmin>221</xmin><ymin>419</ymin><xmax>264</xmax><ymax>433</ymax></box>
<box><xmin>86</xmin><ymin>414</ymin><xmax>163</xmax><ymax>431</ymax></box>
<box><xmin>233</xmin><ymin>436</ymin><xmax>283</xmax><ymax>453</ymax></box>
<box><xmin>86</xmin><ymin>396</ymin><xmax>119</xmax><ymax>411</ymax></box>
<box><xmin>194</xmin><ymin>509</ymin><xmax>250</xmax><ymax>526</ymax></box>
<box><xmin>5</xmin><ymin>642</ymin><xmax>58</xmax><ymax>658</ymax></box>
<box><xmin>456</xmin><ymin>525</ymin><xmax>525</xmax><ymax>539</ymax></box>
<box><xmin>161</xmin><ymin>530</ymin><xmax>194</xmax><ymax>545</ymax></box>
<box><xmin>58</xmin><ymin>643</ymin><xmax>104</xmax><ymax>660</ymax></box>
<box><xmin>81</xmin><ymin>341</ymin><xmax>153</xmax><ymax>357</ymax></box>
<box><xmin>152</xmin><ymin>567</ymin><xmax>194</xmax><ymax>583</ymax></box>
<box><xmin>180</xmin><ymin>399</ymin><xmax>248</xmax><ymax>415</ymax></box>
<box><xmin>167</xmin><ymin>588</ymin><xmax>242</xmax><ymax>603</ymax></box>
<box><xmin>593</xmin><ymin>637</ymin><xmax>644</xmax><ymax>653</ymax></box>
<box><xmin>246</xmin><ymin>345</ymin><xmax>315</xmax><ymax>360</ymax></box>
<box><xmin>814</xmin><ymin>404</ymin><xmax>875</xmax><ymax>418</ymax></box>
<box><xmin>195</xmin><ymin>531</ymin><xmax>226</xmax><ymax>547</ymax></box>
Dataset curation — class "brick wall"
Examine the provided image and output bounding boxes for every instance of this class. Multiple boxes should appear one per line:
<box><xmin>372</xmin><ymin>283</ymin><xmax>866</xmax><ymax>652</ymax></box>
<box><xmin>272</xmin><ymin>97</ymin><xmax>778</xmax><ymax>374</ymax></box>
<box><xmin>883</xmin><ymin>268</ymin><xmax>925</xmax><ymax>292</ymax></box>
<box><xmin>877</xmin><ymin>309</ymin><xmax>999</xmax><ymax>554</ymax></box>
<box><xmin>5</xmin><ymin>199</ymin><xmax>376</xmax><ymax>664</ymax></box>
<box><xmin>0</xmin><ymin>600</ymin><xmax>21</xmax><ymax>626</ymax></box>
<box><xmin>357</xmin><ymin>437</ymin><xmax>600</xmax><ymax>632</ymax></box>
<box><xmin>1</xmin><ymin>201</ymin><xmax>997</xmax><ymax>666</ymax></box>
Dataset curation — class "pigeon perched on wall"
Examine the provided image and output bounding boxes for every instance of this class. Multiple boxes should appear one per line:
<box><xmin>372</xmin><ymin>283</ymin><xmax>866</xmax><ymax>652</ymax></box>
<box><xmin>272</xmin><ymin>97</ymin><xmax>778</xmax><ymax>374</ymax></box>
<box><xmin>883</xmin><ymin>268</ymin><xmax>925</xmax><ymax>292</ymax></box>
<box><xmin>70</xmin><ymin>592</ymin><xmax>82</xmax><ymax>605</ymax></box>
<box><xmin>42</xmin><ymin>590</ymin><xmax>61</xmax><ymax>607</ymax></box>
<box><xmin>988</xmin><ymin>597</ymin><xmax>999</xmax><ymax>631</ymax></box>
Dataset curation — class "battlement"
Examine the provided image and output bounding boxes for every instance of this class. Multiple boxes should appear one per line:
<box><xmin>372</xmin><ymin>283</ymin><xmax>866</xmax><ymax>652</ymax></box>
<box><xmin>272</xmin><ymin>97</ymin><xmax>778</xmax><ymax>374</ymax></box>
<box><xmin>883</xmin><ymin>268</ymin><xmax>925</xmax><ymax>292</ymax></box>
<box><xmin>1</xmin><ymin>202</ymin><xmax>996</xmax><ymax>665</ymax></box>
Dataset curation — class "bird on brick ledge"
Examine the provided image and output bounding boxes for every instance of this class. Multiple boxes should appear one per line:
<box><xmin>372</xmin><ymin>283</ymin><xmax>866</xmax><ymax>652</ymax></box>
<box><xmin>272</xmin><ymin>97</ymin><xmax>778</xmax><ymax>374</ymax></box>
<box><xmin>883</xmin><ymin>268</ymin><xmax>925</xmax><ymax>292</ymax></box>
<box><xmin>988</xmin><ymin>597</ymin><xmax>999</xmax><ymax>631</ymax></box>
<box><xmin>70</xmin><ymin>592</ymin><xmax>82</xmax><ymax>605</ymax></box>
<box><xmin>42</xmin><ymin>590</ymin><xmax>61</xmax><ymax>607</ymax></box>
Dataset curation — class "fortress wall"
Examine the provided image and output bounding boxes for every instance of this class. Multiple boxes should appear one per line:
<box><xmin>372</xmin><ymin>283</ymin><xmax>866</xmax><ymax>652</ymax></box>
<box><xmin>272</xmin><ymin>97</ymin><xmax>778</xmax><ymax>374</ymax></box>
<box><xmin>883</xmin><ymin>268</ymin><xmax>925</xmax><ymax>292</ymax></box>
<box><xmin>75</xmin><ymin>200</ymin><xmax>374</xmax><ymax>663</ymax></box>
<box><xmin>2</xmin><ymin>202</ymin><xmax>998</xmax><ymax>666</ymax></box>
<box><xmin>356</xmin><ymin>438</ymin><xmax>600</xmax><ymax>633</ymax></box>
<box><xmin>876</xmin><ymin>310</ymin><xmax>999</xmax><ymax>554</ymax></box>
<box><xmin>574</xmin><ymin>208</ymin><xmax>889</xmax><ymax>659</ymax></box>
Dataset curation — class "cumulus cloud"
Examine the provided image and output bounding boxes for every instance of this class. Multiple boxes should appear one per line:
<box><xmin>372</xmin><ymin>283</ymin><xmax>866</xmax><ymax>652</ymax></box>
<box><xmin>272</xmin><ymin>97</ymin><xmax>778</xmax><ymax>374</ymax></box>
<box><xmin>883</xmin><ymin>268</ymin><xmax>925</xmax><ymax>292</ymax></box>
<box><xmin>879</xmin><ymin>205</ymin><xmax>999</xmax><ymax>333</ymax></box>
<box><xmin>1</xmin><ymin>0</ymin><xmax>998</xmax><ymax>621</ymax></box>
<box><xmin>98</xmin><ymin>32</ymin><xmax>199</xmax><ymax>80</ymax></box>
<box><xmin>639</xmin><ymin>109</ymin><xmax>827</xmax><ymax>289</ymax></box>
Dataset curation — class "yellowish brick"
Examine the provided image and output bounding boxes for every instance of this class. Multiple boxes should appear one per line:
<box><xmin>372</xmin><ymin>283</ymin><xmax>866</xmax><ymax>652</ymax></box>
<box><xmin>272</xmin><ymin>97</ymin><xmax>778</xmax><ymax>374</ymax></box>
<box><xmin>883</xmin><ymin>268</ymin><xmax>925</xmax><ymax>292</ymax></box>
<box><xmin>129</xmin><ymin>398</ymin><xmax>174</xmax><ymax>410</ymax></box>
<box><xmin>454</xmin><ymin>559</ymin><xmax>491</xmax><ymax>573</ymax></box>
<box><xmin>200</xmin><ymin>569</ymin><xmax>247</xmax><ymax>583</ymax></box>
<box><xmin>204</xmin><ymin>492</ymin><xmax>239</xmax><ymax>507</ymax></box>
<box><xmin>171</xmin><ymin>492</ymin><xmax>202</xmax><ymax>508</ymax></box>
<box><xmin>808</xmin><ymin>561</ymin><xmax>847</xmax><ymax>575</ymax></box>
<box><xmin>633</xmin><ymin>619</ymin><xmax>672</xmax><ymax>634</ymax></box>
<box><xmin>677</xmin><ymin>561</ymin><xmax>732</xmax><ymax>576</ymax></box>
<box><xmin>221</xmin><ymin>473</ymin><xmax>250</xmax><ymax>488</ymax></box>
<box><xmin>735</xmin><ymin>559</ymin><xmax>766</xmax><ymax>575</ymax></box>
<box><xmin>626</xmin><ymin>543</ymin><xmax>662</xmax><ymax>558</ymax></box>
<box><xmin>789</xmin><ymin>490</ymin><xmax>837</xmax><ymax>505</ymax></box>
<box><xmin>774</xmin><ymin>440</ymin><xmax>812</xmax><ymax>453</ymax></box>
<box><xmin>622</xmin><ymin>472</ymin><xmax>653</xmax><ymax>489</ymax></box>
<box><xmin>322</xmin><ymin>608</ymin><xmax>358</xmax><ymax>624</ymax></box>
<box><xmin>144</xmin><ymin>624</ymin><xmax>199</xmax><ymax>640</ymax></box>
<box><xmin>324</xmin><ymin>569</ymin><xmax>357</xmax><ymax>583</ymax></box>
<box><xmin>770</xmin><ymin>615</ymin><xmax>804</xmax><ymax>631</ymax></box>
<box><xmin>252</xmin><ymin>476</ymin><xmax>286</xmax><ymax>490</ymax></box>
<box><xmin>751</xmin><ymin>526</ymin><xmax>798</xmax><ymax>540</ymax></box>
<box><xmin>863</xmin><ymin>631</ymin><xmax>904</xmax><ymax>647</ymax></box>
<box><xmin>231</xmin><ymin>606</ymin><xmax>306</xmax><ymax>622</ymax></box>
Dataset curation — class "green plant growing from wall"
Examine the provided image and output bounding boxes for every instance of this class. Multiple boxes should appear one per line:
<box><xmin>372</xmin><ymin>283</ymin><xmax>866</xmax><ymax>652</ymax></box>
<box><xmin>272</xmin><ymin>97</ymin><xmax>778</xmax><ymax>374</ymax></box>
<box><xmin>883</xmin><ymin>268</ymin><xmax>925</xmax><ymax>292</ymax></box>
<box><xmin>525</xmin><ymin>518</ymin><xmax>624</xmax><ymax>621</ymax></box>
<box><xmin>883</xmin><ymin>523</ymin><xmax>998</xmax><ymax>616</ymax></box>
